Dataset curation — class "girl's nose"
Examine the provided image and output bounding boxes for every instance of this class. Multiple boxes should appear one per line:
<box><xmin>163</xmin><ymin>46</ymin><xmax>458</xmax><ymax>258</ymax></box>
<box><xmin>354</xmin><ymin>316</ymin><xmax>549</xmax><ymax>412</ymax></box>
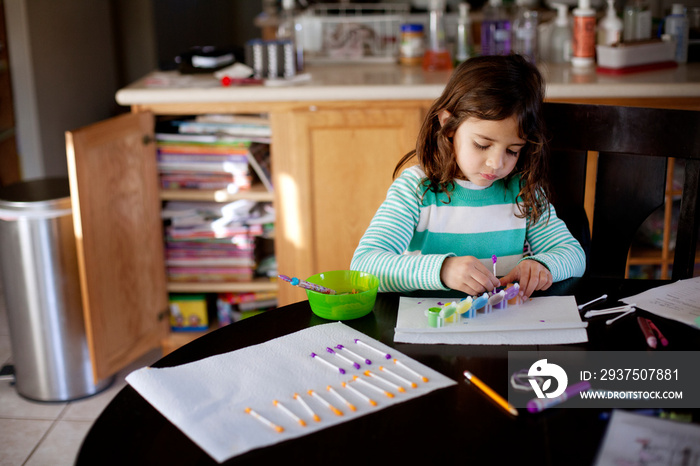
<box><xmin>485</xmin><ymin>152</ymin><xmax>505</xmax><ymax>170</ymax></box>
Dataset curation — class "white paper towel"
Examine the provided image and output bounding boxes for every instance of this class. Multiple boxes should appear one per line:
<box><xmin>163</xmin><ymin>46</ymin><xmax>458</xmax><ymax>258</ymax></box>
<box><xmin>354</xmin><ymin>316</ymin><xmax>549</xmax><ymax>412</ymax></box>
<box><xmin>126</xmin><ymin>322</ymin><xmax>456</xmax><ymax>463</ymax></box>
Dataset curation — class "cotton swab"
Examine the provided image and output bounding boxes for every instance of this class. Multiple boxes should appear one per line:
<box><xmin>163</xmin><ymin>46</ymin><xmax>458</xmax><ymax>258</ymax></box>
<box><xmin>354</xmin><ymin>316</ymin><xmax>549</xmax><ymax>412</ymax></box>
<box><xmin>273</xmin><ymin>399</ymin><xmax>306</xmax><ymax>427</ymax></box>
<box><xmin>245</xmin><ymin>407</ymin><xmax>284</xmax><ymax>433</ymax></box>
<box><xmin>364</xmin><ymin>370</ymin><xmax>406</xmax><ymax>393</ymax></box>
<box><xmin>606</xmin><ymin>308</ymin><xmax>635</xmax><ymax>325</ymax></box>
<box><xmin>354</xmin><ymin>338</ymin><xmax>391</xmax><ymax>359</ymax></box>
<box><xmin>326</xmin><ymin>347</ymin><xmax>361</xmax><ymax>369</ymax></box>
<box><xmin>308</xmin><ymin>389</ymin><xmax>343</xmax><ymax>416</ymax></box>
<box><xmin>393</xmin><ymin>358</ymin><xmax>429</xmax><ymax>383</ymax></box>
<box><xmin>578</xmin><ymin>294</ymin><xmax>608</xmax><ymax>310</ymax></box>
<box><xmin>335</xmin><ymin>344</ymin><xmax>372</xmax><ymax>365</ymax></box>
<box><xmin>584</xmin><ymin>304</ymin><xmax>636</xmax><ymax>318</ymax></box>
<box><xmin>327</xmin><ymin>385</ymin><xmax>357</xmax><ymax>412</ymax></box>
<box><xmin>294</xmin><ymin>392</ymin><xmax>321</xmax><ymax>422</ymax></box>
<box><xmin>353</xmin><ymin>375</ymin><xmax>394</xmax><ymax>398</ymax></box>
<box><xmin>379</xmin><ymin>365</ymin><xmax>418</xmax><ymax>389</ymax></box>
<box><xmin>342</xmin><ymin>381</ymin><xmax>377</xmax><ymax>407</ymax></box>
<box><xmin>492</xmin><ymin>255</ymin><xmax>498</xmax><ymax>276</ymax></box>
<box><xmin>310</xmin><ymin>352</ymin><xmax>345</xmax><ymax>374</ymax></box>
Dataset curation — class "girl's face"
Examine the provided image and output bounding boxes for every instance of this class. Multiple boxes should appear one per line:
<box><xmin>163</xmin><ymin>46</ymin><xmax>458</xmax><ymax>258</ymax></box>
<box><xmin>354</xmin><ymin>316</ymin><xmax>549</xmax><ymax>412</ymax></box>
<box><xmin>440</xmin><ymin>113</ymin><xmax>525</xmax><ymax>187</ymax></box>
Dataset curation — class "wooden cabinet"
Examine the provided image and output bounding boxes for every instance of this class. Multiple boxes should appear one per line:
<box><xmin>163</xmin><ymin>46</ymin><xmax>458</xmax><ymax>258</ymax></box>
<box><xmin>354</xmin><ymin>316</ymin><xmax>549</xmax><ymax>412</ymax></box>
<box><xmin>271</xmin><ymin>102</ymin><xmax>428</xmax><ymax>304</ymax></box>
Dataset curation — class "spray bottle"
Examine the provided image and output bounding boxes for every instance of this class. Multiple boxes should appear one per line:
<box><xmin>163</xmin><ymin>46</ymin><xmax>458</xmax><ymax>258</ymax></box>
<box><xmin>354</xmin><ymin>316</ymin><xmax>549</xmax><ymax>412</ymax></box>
<box><xmin>550</xmin><ymin>3</ymin><xmax>572</xmax><ymax>63</ymax></box>
<box><xmin>572</xmin><ymin>0</ymin><xmax>596</xmax><ymax>67</ymax></box>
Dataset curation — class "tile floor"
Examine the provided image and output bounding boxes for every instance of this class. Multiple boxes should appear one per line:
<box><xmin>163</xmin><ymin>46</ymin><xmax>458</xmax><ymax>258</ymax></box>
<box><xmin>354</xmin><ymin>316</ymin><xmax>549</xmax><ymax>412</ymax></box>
<box><xmin>0</xmin><ymin>274</ymin><xmax>162</xmax><ymax>465</ymax></box>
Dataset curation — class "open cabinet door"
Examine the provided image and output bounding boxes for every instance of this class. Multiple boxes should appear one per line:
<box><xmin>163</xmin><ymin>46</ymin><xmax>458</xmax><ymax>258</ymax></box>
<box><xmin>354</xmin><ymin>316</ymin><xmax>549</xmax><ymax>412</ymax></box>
<box><xmin>66</xmin><ymin>111</ymin><xmax>168</xmax><ymax>382</ymax></box>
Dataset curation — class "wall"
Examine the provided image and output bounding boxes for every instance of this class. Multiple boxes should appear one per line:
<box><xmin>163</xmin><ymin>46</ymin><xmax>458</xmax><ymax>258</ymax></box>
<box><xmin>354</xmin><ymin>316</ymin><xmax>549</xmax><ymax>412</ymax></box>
<box><xmin>5</xmin><ymin>0</ymin><xmax>122</xmax><ymax>180</ymax></box>
<box><xmin>5</xmin><ymin>0</ymin><xmax>262</xmax><ymax>181</ymax></box>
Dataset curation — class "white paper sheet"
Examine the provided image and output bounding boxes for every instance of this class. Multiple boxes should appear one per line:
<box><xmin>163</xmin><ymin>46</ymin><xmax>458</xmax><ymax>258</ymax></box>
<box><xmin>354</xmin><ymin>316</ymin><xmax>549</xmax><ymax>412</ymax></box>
<box><xmin>126</xmin><ymin>322</ymin><xmax>456</xmax><ymax>463</ymax></box>
<box><xmin>394</xmin><ymin>296</ymin><xmax>588</xmax><ymax>345</ymax></box>
<box><xmin>594</xmin><ymin>409</ymin><xmax>700</xmax><ymax>466</ymax></box>
<box><xmin>621</xmin><ymin>276</ymin><xmax>700</xmax><ymax>329</ymax></box>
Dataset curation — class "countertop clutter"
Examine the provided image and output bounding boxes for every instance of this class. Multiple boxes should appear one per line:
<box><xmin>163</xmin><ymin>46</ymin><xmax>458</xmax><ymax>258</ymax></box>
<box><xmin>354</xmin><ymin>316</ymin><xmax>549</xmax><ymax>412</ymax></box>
<box><xmin>116</xmin><ymin>62</ymin><xmax>700</xmax><ymax>106</ymax></box>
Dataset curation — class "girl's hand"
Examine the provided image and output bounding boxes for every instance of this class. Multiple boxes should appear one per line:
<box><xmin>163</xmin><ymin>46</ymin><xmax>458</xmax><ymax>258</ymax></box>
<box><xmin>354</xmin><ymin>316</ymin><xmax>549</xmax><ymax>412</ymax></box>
<box><xmin>440</xmin><ymin>256</ymin><xmax>501</xmax><ymax>295</ymax></box>
<box><xmin>500</xmin><ymin>260</ymin><xmax>552</xmax><ymax>298</ymax></box>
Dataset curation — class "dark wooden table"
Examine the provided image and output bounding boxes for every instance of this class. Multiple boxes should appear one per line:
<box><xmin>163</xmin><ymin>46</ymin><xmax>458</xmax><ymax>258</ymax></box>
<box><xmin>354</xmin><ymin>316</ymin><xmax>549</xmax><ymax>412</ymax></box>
<box><xmin>77</xmin><ymin>278</ymin><xmax>700</xmax><ymax>465</ymax></box>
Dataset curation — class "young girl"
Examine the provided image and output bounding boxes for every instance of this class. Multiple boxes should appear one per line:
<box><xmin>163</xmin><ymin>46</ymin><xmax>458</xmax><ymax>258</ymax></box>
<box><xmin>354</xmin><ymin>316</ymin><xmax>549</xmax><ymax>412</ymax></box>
<box><xmin>350</xmin><ymin>54</ymin><xmax>585</xmax><ymax>298</ymax></box>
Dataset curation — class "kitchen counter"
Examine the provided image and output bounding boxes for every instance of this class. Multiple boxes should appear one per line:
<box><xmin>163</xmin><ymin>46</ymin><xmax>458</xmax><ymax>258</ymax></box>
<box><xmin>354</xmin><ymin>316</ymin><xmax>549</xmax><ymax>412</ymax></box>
<box><xmin>116</xmin><ymin>62</ymin><xmax>700</xmax><ymax>108</ymax></box>
<box><xmin>115</xmin><ymin>61</ymin><xmax>700</xmax><ymax>306</ymax></box>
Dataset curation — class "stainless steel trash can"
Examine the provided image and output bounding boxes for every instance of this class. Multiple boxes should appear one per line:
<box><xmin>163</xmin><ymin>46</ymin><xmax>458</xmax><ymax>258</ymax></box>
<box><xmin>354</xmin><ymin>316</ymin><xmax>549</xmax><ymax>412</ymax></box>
<box><xmin>0</xmin><ymin>177</ymin><xmax>112</xmax><ymax>402</ymax></box>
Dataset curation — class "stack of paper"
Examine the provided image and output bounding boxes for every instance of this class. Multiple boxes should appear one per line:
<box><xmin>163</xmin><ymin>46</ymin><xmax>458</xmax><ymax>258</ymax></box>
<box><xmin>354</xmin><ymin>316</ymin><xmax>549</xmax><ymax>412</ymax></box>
<box><xmin>394</xmin><ymin>296</ymin><xmax>588</xmax><ymax>345</ymax></box>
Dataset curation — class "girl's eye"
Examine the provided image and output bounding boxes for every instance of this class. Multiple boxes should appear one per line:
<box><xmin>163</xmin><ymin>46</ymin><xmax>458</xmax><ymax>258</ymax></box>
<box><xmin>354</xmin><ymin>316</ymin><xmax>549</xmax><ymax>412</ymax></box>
<box><xmin>506</xmin><ymin>148</ymin><xmax>520</xmax><ymax>157</ymax></box>
<box><xmin>473</xmin><ymin>141</ymin><xmax>489</xmax><ymax>151</ymax></box>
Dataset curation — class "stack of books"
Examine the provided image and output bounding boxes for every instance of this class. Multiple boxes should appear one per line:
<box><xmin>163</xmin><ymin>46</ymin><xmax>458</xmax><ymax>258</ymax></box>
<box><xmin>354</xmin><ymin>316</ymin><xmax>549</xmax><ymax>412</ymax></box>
<box><xmin>155</xmin><ymin>114</ymin><xmax>272</xmax><ymax>192</ymax></box>
<box><xmin>162</xmin><ymin>200</ymin><xmax>274</xmax><ymax>283</ymax></box>
<box><xmin>216</xmin><ymin>290</ymin><xmax>278</xmax><ymax>325</ymax></box>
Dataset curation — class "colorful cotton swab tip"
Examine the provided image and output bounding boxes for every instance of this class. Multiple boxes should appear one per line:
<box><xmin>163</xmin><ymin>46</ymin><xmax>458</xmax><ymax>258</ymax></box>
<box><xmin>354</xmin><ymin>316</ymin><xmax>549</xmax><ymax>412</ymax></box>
<box><xmin>245</xmin><ymin>407</ymin><xmax>284</xmax><ymax>433</ymax></box>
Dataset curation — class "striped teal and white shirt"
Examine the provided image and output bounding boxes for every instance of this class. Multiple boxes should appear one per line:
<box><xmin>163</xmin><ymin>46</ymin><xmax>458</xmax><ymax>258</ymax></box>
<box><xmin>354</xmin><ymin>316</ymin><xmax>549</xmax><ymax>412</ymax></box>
<box><xmin>350</xmin><ymin>165</ymin><xmax>586</xmax><ymax>292</ymax></box>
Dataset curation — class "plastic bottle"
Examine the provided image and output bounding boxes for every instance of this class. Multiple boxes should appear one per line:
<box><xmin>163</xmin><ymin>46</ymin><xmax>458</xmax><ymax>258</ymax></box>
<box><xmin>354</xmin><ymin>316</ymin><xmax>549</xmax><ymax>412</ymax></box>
<box><xmin>550</xmin><ymin>3</ymin><xmax>573</xmax><ymax>63</ymax></box>
<box><xmin>423</xmin><ymin>0</ymin><xmax>453</xmax><ymax>71</ymax></box>
<box><xmin>598</xmin><ymin>0</ymin><xmax>623</xmax><ymax>45</ymax></box>
<box><xmin>512</xmin><ymin>0</ymin><xmax>539</xmax><ymax>63</ymax></box>
<box><xmin>455</xmin><ymin>2</ymin><xmax>474</xmax><ymax>64</ymax></box>
<box><xmin>481</xmin><ymin>0</ymin><xmax>512</xmax><ymax>56</ymax></box>
<box><xmin>572</xmin><ymin>0</ymin><xmax>596</xmax><ymax>67</ymax></box>
<box><xmin>277</xmin><ymin>0</ymin><xmax>303</xmax><ymax>72</ymax></box>
<box><xmin>665</xmin><ymin>4</ymin><xmax>690</xmax><ymax>63</ymax></box>
<box><xmin>623</xmin><ymin>0</ymin><xmax>652</xmax><ymax>41</ymax></box>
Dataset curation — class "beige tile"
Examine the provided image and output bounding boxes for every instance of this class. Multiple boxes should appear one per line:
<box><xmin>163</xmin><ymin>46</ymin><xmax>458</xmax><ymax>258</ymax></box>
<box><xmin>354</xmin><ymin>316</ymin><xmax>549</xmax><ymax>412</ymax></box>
<box><xmin>23</xmin><ymin>419</ymin><xmax>93</xmax><ymax>466</ymax></box>
<box><xmin>61</xmin><ymin>377</ymin><xmax>126</xmax><ymax>421</ymax></box>
<box><xmin>0</xmin><ymin>418</ymin><xmax>53</xmax><ymax>465</ymax></box>
<box><xmin>62</xmin><ymin>347</ymin><xmax>162</xmax><ymax>421</ymax></box>
<box><xmin>0</xmin><ymin>379</ymin><xmax>67</xmax><ymax>420</ymax></box>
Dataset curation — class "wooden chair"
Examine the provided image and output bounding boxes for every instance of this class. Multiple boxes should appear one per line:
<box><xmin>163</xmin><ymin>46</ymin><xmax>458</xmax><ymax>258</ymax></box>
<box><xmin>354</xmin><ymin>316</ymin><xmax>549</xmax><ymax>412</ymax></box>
<box><xmin>542</xmin><ymin>102</ymin><xmax>700</xmax><ymax>281</ymax></box>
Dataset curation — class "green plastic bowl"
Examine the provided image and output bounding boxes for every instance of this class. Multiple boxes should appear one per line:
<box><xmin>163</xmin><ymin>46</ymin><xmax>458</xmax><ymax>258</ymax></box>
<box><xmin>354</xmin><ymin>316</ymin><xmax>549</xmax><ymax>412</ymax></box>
<box><xmin>305</xmin><ymin>270</ymin><xmax>379</xmax><ymax>320</ymax></box>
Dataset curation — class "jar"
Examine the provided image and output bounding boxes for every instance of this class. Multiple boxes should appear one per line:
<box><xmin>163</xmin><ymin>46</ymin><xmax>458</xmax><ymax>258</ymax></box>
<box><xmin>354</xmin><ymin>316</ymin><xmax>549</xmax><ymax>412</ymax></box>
<box><xmin>399</xmin><ymin>24</ymin><xmax>425</xmax><ymax>66</ymax></box>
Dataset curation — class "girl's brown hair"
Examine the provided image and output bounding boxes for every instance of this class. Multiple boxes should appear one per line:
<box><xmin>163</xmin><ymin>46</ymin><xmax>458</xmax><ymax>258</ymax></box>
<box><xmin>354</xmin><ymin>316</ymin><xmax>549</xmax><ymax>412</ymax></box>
<box><xmin>394</xmin><ymin>54</ymin><xmax>550</xmax><ymax>224</ymax></box>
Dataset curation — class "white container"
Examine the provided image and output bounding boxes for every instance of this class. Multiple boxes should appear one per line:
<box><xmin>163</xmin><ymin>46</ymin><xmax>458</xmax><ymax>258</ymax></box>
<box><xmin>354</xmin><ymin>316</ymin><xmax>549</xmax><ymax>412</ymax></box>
<box><xmin>596</xmin><ymin>38</ymin><xmax>676</xmax><ymax>68</ymax></box>
<box><xmin>623</xmin><ymin>0</ymin><xmax>652</xmax><ymax>41</ymax></box>
<box><xmin>665</xmin><ymin>4</ymin><xmax>689</xmax><ymax>63</ymax></box>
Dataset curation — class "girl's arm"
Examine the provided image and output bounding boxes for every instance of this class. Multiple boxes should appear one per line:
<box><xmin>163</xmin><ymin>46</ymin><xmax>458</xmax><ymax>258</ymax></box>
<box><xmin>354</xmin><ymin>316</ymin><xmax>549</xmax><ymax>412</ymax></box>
<box><xmin>350</xmin><ymin>169</ymin><xmax>452</xmax><ymax>292</ymax></box>
<box><xmin>523</xmin><ymin>204</ymin><xmax>587</xmax><ymax>281</ymax></box>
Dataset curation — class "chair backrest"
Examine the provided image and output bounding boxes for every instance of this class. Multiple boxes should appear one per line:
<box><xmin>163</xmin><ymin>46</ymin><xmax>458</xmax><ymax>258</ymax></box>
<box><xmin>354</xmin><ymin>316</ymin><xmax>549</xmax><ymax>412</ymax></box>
<box><xmin>542</xmin><ymin>102</ymin><xmax>700</xmax><ymax>280</ymax></box>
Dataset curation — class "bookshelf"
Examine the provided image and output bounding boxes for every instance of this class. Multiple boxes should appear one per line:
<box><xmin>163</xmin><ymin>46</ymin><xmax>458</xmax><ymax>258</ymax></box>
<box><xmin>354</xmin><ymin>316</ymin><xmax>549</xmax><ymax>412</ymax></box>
<box><xmin>156</xmin><ymin>115</ymin><xmax>277</xmax><ymax>346</ymax></box>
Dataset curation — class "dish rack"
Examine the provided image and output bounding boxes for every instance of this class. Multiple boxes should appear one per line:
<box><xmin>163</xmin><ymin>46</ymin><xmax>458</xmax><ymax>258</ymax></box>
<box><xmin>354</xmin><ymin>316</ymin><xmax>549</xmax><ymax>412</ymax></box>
<box><xmin>297</xmin><ymin>3</ymin><xmax>409</xmax><ymax>63</ymax></box>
